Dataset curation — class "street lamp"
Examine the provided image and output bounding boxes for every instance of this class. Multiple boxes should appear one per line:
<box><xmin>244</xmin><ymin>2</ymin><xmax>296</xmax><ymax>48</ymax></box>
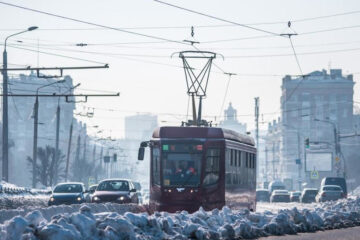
<box><xmin>32</xmin><ymin>79</ymin><xmax>65</xmax><ymax>188</ymax></box>
<box><xmin>2</xmin><ymin>26</ymin><xmax>38</xmax><ymax>182</ymax></box>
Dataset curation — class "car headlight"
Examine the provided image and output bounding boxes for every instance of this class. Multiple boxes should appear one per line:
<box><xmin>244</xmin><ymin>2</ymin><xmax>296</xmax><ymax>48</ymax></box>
<box><xmin>119</xmin><ymin>196</ymin><xmax>125</xmax><ymax>201</ymax></box>
<box><xmin>50</xmin><ymin>197</ymin><xmax>55</xmax><ymax>202</ymax></box>
<box><xmin>93</xmin><ymin>196</ymin><xmax>100</xmax><ymax>201</ymax></box>
<box><xmin>77</xmin><ymin>197</ymin><xmax>82</xmax><ymax>201</ymax></box>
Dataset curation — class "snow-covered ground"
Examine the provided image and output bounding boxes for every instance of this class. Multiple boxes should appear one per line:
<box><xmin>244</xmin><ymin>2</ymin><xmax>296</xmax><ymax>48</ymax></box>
<box><xmin>1</xmin><ymin>197</ymin><xmax>360</xmax><ymax>239</ymax></box>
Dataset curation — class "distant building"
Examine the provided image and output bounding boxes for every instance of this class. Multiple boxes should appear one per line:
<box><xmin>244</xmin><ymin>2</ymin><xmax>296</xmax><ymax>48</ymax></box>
<box><xmin>219</xmin><ymin>102</ymin><xmax>247</xmax><ymax>134</ymax></box>
<box><xmin>265</xmin><ymin>118</ymin><xmax>282</xmax><ymax>183</ymax></box>
<box><xmin>118</xmin><ymin>114</ymin><xmax>158</xmax><ymax>188</ymax></box>
<box><xmin>0</xmin><ymin>72</ymin><xmax>83</xmax><ymax>187</ymax></box>
<box><xmin>280</xmin><ymin>69</ymin><xmax>354</xmax><ymax>189</ymax></box>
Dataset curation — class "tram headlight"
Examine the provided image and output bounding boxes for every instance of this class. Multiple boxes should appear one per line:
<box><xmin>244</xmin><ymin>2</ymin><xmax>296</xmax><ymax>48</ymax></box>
<box><xmin>50</xmin><ymin>197</ymin><xmax>55</xmax><ymax>202</ymax></box>
<box><xmin>76</xmin><ymin>197</ymin><xmax>82</xmax><ymax>201</ymax></box>
<box><xmin>118</xmin><ymin>196</ymin><xmax>125</xmax><ymax>201</ymax></box>
<box><xmin>190</xmin><ymin>189</ymin><xmax>194</xmax><ymax>193</ymax></box>
<box><xmin>93</xmin><ymin>196</ymin><xmax>100</xmax><ymax>201</ymax></box>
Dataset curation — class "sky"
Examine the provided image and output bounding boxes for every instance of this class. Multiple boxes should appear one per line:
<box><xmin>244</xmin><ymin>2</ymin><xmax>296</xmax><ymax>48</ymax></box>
<box><xmin>1</xmin><ymin>0</ymin><xmax>360</xmax><ymax>138</ymax></box>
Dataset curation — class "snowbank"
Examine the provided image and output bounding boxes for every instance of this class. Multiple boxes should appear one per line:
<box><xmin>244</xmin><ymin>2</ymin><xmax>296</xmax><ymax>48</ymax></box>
<box><xmin>1</xmin><ymin>197</ymin><xmax>360</xmax><ymax>239</ymax></box>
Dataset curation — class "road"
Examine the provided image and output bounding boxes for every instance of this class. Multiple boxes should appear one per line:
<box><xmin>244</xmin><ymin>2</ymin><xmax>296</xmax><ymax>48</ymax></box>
<box><xmin>259</xmin><ymin>226</ymin><xmax>360</xmax><ymax>240</ymax></box>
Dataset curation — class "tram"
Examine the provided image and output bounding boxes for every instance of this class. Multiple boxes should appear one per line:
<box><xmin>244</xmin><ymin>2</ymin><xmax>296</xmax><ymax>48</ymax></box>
<box><xmin>138</xmin><ymin>126</ymin><xmax>257</xmax><ymax>213</ymax></box>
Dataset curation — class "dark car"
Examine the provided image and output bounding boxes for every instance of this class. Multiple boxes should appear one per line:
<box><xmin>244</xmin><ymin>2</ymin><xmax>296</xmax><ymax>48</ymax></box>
<box><xmin>48</xmin><ymin>182</ymin><xmax>87</xmax><ymax>206</ymax></box>
<box><xmin>92</xmin><ymin>179</ymin><xmax>139</xmax><ymax>204</ymax></box>
<box><xmin>316</xmin><ymin>185</ymin><xmax>345</xmax><ymax>202</ymax></box>
<box><xmin>270</xmin><ymin>190</ymin><xmax>290</xmax><ymax>203</ymax></box>
<box><xmin>290</xmin><ymin>191</ymin><xmax>301</xmax><ymax>202</ymax></box>
<box><xmin>300</xmin><ymin>188</ymin><xmax>318</xmax><ymax>203</ymax></box>
<box><xmin>256</xmin><ymin>189</ymin><xmax>270</xmax><ymax>202</ymax></box>
<box><xmin>321</xmin><ymin>177</ymin><xmax>347</xmax><ymax>198</ymax></box>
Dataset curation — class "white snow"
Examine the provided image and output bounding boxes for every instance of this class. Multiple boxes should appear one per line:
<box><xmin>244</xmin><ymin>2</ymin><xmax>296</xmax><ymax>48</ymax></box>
<box><xmin>1</xmin><ymin>197</ymin><xmax>360</xmax><ymax>239</ymax></box>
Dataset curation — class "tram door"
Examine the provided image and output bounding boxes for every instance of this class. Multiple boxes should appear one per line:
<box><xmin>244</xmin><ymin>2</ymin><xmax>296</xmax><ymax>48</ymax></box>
<box><xmin>202</xmin><ymin>141</ymin><xmax>225</xmax><ymax>210</ymax></box>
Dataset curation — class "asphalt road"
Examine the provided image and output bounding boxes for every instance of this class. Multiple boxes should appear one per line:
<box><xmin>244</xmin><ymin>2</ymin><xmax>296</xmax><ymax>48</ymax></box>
<box><xmin>259</xmin><ymin>226</ymin><xmax>360</xmax><ymax>240</ymax></box>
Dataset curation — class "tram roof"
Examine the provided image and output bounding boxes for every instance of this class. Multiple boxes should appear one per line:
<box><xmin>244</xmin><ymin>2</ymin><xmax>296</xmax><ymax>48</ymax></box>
<box><xmin>152</xmin><ymin>126</ymin><xmax>255</xmax><ymax>146</ymax></box>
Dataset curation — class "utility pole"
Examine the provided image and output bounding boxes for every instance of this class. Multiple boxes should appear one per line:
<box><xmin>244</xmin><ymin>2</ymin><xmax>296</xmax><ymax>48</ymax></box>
<box><xmin>65</xmin><ymin>121</ymin><xmax>73</xmax><ymax>182</ymax></box>
<box><xmin>2</xmin><ymin>26</ymin><xmax>38</xmax><ymax>182</ymax></box>
<box><xmin>32</xmin><ymin>80</ymin><xmax>65</xmax><ymax>188</ymax></box>
<box><xmin>296</xmin><ymin>132</ymin><xmax>301</xmax><ymax>191</ymax></box>
<box><xmin>74</xmin><ymin>134</ymin><xmax>81</xmax><ymax>181</ymax></box>
<box><xmin>32</xmin><ymin>96</ymin><xmax>39</xmax><ymax>188</ymax></box>
<box><xmin>272</xmin><ymin>142</ymin><xmax>276</xmax><ymax>180</ymax></box>
<box><xmin>54</xmin><ymin>104</ymin><xmax>60</xmax><ymax>184</ymax></box>
<box><xmin>265</xmin><ymin>147</ymin><xmax>268</xmax><ymax>183</ymax></box>
<box><xmin>254</xmin><ymin>97</ymin><xmax>260</xmax><ymax>177</ymax></box>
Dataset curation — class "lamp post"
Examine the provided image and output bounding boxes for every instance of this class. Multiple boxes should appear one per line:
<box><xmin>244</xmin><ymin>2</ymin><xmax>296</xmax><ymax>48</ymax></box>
<box><xmin>2</xmin><ymin>26</ymin><xmax>38</xmax><ymax>182</ymax></box>
<box><xmin>32</xmin><ymin>79</ymin><xmax>65</xmax><ymax>188</ymax></box>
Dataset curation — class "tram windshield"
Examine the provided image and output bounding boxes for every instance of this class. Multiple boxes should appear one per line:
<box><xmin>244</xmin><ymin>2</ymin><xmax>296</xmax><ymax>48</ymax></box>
<box><xmin>162</xmin><ymin>143</ymin><xmax>202</xmax><ymax>187</ymax></box>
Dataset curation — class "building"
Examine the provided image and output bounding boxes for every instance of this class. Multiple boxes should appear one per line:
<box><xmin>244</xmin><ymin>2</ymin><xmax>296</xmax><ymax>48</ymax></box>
<box><xmin>280</xmin><ymin>69</ymin><xmax>354</xmax><ymax>189</ymax></box>
<box><xmin>0</xmin><ymin>72</ymin><xmax>83</xmax><ymax>187</ymax></box>
<box><xmin>117</xmin><ymin>114</ymin><xmax>158</xmax><ymax>189</ymax></box>
<box><xmin>219</xmin><ymin>102</ymin><xmax>247</xmax><ymax>134</ymax></box>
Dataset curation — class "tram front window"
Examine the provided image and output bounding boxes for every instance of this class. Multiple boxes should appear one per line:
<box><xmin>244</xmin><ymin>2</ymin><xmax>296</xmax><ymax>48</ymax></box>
<box><xmin>162</xmin><ymin>143</ymin><xmax>202</xmax><ymax>187</ymax></box>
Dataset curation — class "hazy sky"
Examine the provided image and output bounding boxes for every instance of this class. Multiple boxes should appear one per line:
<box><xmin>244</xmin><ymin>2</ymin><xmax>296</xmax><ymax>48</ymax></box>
<box><xmin>1</xmin><ymin>0</ymin><xmax>360</xmax><ymax>138</ymax></box>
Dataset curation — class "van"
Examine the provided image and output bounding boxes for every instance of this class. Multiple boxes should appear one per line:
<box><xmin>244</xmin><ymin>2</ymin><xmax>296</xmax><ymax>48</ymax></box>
<box><xmin>320</xmin><ymin>177</ymin><xmax>347</xmax><ymax>198</ymax></box>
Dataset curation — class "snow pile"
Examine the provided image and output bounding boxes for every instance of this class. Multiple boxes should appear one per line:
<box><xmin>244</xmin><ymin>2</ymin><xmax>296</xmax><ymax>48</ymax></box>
<box><xmin>1</xmin><ymin>198</ymin><xmax>360</xmax><ymax>239</ymax></box>
<box><xmin>0</xmin><ymin>194</ymin><xmax>49</xmax><ymax>211</ymax></box>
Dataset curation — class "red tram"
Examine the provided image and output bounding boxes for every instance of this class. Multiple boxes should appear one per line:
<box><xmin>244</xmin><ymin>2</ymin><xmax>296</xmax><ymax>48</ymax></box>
<box><xmin>138</xmin><ymin>126</ymin><xmax>256</xmax><ymax>213</ymax></box>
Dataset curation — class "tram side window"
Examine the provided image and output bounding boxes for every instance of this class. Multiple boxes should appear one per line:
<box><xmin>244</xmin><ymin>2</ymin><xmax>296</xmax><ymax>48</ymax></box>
<box><xmin>203</xmin><ymin>148</ymin><xmax>220</xmax><ymax>185</ymax></box>
<box><xmin>254</xmin><ymin>155</ymin><xmax>256</xmax><ymax>169</ymax></box>
<box><xmin>246</xmin><ymin>153</ymin><xmax>249</xmax><ymax>168</ymax></box>
<box><xmin>152</xmin><ymin>148</ymin><xmax>160</xmax><ymax>185</ymax></box>
<box><xmin>249</xmin><ymin>154</ymin><xmax>253</xmax><ymax>168</ymax></box>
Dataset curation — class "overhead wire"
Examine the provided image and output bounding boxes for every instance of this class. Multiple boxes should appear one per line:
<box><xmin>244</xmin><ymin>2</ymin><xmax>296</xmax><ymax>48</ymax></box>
<box><xmin>153</xmin><ymin>0</ymin><xmax>280</xmax><ymax>36</ymax></box>
<box><xmin>7</xmin><ymin>45</ymin><xmax>107</xmax><ymax>65</ymax></box>
<box><xmin>0</xmin><ymin>1</ymin><xmax>189</xmax><ymax>45</ymax></box>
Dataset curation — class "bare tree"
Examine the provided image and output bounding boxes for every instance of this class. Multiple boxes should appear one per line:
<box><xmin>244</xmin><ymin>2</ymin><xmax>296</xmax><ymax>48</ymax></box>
<box><xmin>27</xmin><ymin>145</ymin><xmax>65</xmax><ymax>187</ymax></box>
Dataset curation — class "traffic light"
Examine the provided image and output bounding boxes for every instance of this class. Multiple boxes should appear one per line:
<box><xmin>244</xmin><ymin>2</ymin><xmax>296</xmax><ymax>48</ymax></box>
<box><xmin>304</xmin><ymin>138</ymin><xmax>310</xmax><ymax>149</ymax></box>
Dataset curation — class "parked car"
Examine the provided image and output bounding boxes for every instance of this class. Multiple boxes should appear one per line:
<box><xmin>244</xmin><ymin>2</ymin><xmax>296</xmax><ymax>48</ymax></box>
<box><xmin>270</xmin><ymin>190</ymin><xmax>290</xmax><ymax>203</ymax></box>
<box><xmin>300</xmin><ymin>188</ymin><xmax>318</xmax><ymax>203</ymax></box>
<box><xmin>268</xmin><ymin>181</ymin><xmax>286</xmax><ymax>194</ymax></box>
<box><xmin>92</xmin><ymin>179</ymin><xmax>139</xmax><ymax>204</ymax></box>
<box><xmin>48</xmin><ymin>182</ymin><xmax>87</xmax><ymax>206</ymax></box>
<box><xmin>316</xmin><ymin>185</ymin><xmax>345</xmax><ymax>202</ymax></box>
<box><xmin>256</xmin><ymin>189</ymin><xmax>270</xmax><ymax>202</ymax></box>
<box><xmin>290</xmin><ymin>191</ymin><xmax>301</xmax><ymax>202</ymax></box>
<box><xmin>85</xmin><ymin>184</ymin><xmax>98</xmax><ymax>202</ymax></box>
<box><xmin>320</xmin><ymin>177</ymin><xmax>347</xmax><ymax>198</ymax></box>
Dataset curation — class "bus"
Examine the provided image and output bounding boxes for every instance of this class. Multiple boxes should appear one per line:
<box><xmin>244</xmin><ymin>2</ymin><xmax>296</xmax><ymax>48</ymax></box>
<box><xmin>138</xmin><ymin>126</ymin><xmax>257</xmax><ymax>213</ymax></box>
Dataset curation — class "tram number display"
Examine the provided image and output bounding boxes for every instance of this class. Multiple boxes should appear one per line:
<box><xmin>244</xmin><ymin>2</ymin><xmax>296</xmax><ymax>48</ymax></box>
<box><xmin>162</xmin><ymin>143</ymin><xmax>203</xmax><ymax>152</ymax></box>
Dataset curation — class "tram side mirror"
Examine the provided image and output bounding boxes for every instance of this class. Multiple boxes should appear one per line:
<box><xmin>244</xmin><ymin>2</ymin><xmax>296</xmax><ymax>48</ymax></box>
<box><xmin>138</xmin><ymin>147</ymin><xmax>145</xmax><ymax>161</ymax></box>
